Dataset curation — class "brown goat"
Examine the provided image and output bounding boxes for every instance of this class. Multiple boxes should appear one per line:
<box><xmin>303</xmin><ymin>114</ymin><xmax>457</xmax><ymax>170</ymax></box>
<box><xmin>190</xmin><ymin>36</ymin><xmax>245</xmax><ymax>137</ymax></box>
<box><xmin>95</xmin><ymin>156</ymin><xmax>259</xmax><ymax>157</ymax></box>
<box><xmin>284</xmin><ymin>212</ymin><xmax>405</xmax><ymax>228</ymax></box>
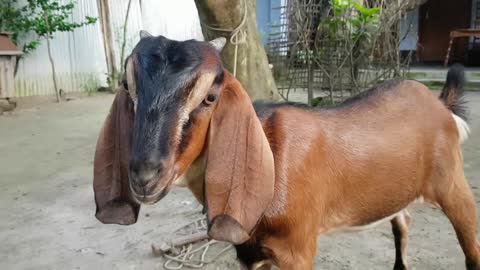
<box><xmin>94</xmin><ymin>34</ymin><xmax>477</xmax><ymax>270</ymax></box>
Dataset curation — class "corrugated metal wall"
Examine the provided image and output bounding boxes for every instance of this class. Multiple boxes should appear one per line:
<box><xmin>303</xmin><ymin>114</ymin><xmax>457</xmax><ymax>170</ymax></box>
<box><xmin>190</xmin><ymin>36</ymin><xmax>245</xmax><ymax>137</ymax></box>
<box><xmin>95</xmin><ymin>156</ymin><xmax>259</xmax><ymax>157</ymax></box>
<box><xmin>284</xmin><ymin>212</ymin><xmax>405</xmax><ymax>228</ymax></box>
<box><xmin>13</xmin><ymin>0</ymin><xmax>203</xmax><ymax>97</ymax></box>
<box><xmin>14</xmin><ymin>0</ymin><xmax>107</xmax><ymax>97</ymax></box>
<box><xmin>108</xmin><ymin>0</ymin><xmax>143</xmax><ymax>69</ymax></box>
<box><xmin>140</xmin><ymin>0</ymin><xmax>204</xmax><ymax>41</ymax></box>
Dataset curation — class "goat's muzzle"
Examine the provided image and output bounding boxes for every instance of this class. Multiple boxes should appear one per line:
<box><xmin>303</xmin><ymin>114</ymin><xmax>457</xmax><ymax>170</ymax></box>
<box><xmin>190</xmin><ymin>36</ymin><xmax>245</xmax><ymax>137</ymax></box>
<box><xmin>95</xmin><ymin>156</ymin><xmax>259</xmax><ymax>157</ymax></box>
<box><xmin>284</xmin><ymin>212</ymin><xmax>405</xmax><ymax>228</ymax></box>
<box><xmin>129</xmin><ymin>159</ymin><xmax>176</xmax><ymax>204</ymax></box>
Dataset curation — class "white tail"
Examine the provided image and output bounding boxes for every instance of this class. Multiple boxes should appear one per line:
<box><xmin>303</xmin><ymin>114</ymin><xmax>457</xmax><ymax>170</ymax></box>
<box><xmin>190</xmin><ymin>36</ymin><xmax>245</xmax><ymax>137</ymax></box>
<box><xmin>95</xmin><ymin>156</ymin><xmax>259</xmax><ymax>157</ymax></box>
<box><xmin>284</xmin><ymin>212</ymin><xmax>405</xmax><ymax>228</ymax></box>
<box><xmin>452</xmin><ymin>113</ymin><xmax>470</xmax><ymax>144</ymax></box>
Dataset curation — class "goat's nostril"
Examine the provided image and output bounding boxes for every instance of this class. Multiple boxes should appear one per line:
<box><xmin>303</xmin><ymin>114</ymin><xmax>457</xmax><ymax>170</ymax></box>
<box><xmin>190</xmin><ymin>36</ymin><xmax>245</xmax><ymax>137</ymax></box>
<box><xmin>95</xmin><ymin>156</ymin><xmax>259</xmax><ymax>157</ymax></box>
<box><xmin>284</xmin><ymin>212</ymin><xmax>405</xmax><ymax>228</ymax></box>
<box><xmin>130</xmin><ymin>167</ymin><xmax>155</xmax><ymax>186</ymax></box>
<box><xmin>129</xmin><ymin>158</ymin><xmax>166</xmax><ymax>191</ymax></box>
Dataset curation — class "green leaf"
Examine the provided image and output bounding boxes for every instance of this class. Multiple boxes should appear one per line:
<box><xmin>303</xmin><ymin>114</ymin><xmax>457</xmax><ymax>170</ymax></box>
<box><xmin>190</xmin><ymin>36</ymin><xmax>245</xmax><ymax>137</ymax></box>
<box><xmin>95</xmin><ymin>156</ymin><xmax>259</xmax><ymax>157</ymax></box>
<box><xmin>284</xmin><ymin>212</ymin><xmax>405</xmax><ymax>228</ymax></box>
<box><xmin>85</xmin><ymin>16</ymin><xmax>97</xmax><ymax>24</ymax></box>
<box><xmin>350</xmin><ymin>18</ymin><xmax>362</xmax><ymax>28</ymax></box>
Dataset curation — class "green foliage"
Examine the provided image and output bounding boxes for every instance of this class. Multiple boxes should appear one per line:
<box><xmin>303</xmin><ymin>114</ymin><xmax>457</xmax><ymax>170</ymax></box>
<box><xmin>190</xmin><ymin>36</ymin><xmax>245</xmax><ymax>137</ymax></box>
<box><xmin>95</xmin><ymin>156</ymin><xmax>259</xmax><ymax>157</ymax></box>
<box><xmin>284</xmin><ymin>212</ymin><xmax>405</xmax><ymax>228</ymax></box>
<box><xmin>0</xmin><ymin>0</ymin><xmax>31</xmax><ymax>51</ymax></box>
<box><xmin>311</xmin><ymin>96</ymin><xmax>336</xmax><ymax>107</ymax></box>
<box><xmin>323</xmin><ymin>0</ymin><xmax>380</xmax><ymax>45</ymax></box>
<box><xmin>0</xmin><ymin>0</ymin><xmax>97</xmax><ymax>55</ymax></box>
<box><xmin>81</xmin><ymin>75</ymin><xmax>102</xmax><ymax>96</ymax></box>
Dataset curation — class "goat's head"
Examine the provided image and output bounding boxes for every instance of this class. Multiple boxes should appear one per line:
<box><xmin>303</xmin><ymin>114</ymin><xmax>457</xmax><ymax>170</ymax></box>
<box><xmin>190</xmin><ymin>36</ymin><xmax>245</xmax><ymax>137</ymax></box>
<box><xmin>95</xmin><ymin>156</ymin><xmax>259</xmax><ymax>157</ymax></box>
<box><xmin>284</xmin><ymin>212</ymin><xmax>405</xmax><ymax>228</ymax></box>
<box><xmin>124</xmin><ymin>32</ymin><xmax>226</xmax><ymax>204</ymax></box>
<box><xmin>118</xmin><ymin>32</ymin><xmax>275</xmax><ymax>244</ymax></box>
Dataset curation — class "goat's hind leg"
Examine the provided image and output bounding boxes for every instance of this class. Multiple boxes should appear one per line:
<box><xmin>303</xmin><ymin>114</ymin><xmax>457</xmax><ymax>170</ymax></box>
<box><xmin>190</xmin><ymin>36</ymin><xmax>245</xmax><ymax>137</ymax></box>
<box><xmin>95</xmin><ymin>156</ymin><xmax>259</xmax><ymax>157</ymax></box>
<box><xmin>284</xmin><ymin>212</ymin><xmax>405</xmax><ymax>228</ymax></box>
<box><xmin>391</xmin><ymin>210</ymin><xmax>412</xmax><ymax>270</ymax></box>
<box><xmin>436</xmin><ymin>173</ymin><xmax>480</xmax><ymax>270</ymax></box>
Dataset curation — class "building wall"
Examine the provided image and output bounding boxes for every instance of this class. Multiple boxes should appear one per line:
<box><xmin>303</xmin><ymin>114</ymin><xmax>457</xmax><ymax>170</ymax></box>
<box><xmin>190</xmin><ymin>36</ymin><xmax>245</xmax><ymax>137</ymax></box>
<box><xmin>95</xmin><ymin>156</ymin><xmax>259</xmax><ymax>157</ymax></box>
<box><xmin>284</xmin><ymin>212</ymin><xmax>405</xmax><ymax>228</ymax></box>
<box><xmin>14</xmin><ymin>0</ymin><xmax>107</xmax><ymax>97</ymax></box>
<box><xmin>256</xmin><ymin>0</ymin><xmax>285</xmax><ymax>45</ymax></box>
<box><xmin>400</xmin><ymin>0</ymin><xmax>480</xmax><ymax>53</ymax></box>
<box><xmin>399</xmin><ymin>8</ymin><xmax>419</xmax><ymax>51</ymax></box>
<box><xmin>108</xmin><ymin>0</ymin><xmax>143</xmax><ymax>69</ymax></box>
<box><xmin>13</xmin><ymin>0</ymin><xmax>203</xmax><ymax>97</ymax></box>
<box><xmin>140</xmin><ymin>0</ymin><xmax>203</xmax><ymax>41</ymax></box>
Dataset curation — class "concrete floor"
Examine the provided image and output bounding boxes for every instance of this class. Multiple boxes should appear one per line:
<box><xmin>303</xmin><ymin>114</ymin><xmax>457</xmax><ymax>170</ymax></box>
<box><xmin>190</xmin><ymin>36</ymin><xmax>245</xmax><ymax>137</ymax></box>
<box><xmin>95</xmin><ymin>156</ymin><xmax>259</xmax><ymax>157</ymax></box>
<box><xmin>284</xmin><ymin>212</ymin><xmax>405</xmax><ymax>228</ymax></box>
<box><xmin>1</xmin><ymin>91</ymin><xmax>480</xmax><ymax>270</ymax></box>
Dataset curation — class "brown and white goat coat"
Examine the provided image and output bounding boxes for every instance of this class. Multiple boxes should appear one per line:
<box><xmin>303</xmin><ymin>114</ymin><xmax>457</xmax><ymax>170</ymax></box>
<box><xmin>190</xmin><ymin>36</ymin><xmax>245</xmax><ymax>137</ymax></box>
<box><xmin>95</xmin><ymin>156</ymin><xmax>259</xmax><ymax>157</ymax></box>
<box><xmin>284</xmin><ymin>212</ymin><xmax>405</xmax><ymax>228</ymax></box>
<box><xmin>93</xmin><ymin>35</ymin><xmax>478</xmax><ymax>270</ymax></box>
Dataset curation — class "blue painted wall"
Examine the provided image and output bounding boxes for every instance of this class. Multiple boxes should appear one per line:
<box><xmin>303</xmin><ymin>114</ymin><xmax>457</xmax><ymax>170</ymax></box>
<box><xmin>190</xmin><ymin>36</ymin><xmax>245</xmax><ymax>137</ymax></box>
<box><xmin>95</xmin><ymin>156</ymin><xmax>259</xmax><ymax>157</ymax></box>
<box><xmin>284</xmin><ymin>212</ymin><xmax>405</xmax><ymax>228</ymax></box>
<box><xmin>256</xmin><ymin>0</ymin><xmax>283</xmax><ymax>45</ymax></box>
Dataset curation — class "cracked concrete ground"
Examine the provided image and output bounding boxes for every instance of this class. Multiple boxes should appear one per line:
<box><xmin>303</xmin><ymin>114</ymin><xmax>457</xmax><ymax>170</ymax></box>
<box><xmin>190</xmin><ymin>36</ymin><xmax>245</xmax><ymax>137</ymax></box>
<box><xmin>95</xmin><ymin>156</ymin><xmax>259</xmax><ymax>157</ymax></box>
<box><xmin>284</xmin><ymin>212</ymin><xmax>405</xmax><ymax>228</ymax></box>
<box><xmin>1</xmin><ymin>91</ymin><xmax>479</xmax><ymax>270</ymax></box>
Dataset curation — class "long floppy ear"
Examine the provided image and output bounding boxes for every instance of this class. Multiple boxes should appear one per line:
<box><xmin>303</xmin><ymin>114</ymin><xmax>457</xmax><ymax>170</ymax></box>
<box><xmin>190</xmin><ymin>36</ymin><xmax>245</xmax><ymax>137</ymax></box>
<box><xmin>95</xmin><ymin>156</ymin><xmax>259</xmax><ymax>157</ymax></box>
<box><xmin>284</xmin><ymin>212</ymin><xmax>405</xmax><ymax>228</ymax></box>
<box><xmin>206</xmin><ymin>73</ymin><xmax>275</xmax><ymax>244</ymax></box>
<box><xmin>93</xmin><ymin>88</ymin><xmax>140</xmax><ymax>225</ymax></box>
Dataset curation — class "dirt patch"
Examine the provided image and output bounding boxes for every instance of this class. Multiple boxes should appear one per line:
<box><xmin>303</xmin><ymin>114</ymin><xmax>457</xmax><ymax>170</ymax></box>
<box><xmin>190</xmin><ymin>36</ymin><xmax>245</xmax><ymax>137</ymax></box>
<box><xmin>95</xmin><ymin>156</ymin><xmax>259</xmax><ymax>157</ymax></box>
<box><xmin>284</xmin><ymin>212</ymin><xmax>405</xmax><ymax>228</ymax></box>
<box><xmin>1</xmin><ymin>91</ymin><xmax>480</xmax><ymax>270</ymax></box>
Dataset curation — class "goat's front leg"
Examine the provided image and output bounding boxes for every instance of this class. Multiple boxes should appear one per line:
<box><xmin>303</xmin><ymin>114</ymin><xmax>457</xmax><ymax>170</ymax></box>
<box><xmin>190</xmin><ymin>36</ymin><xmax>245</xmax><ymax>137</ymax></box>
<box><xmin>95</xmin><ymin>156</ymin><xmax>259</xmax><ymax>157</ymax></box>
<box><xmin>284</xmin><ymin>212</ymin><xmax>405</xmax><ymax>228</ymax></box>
<box><xmin>264</xmin><ymin>237</ymin><xmax>316</xmax><ymax>270</ymax></box>
<box><xmin>391</xmin><ymin>210</ymin><xmax>412</xmax><ymax>270</ymax></box>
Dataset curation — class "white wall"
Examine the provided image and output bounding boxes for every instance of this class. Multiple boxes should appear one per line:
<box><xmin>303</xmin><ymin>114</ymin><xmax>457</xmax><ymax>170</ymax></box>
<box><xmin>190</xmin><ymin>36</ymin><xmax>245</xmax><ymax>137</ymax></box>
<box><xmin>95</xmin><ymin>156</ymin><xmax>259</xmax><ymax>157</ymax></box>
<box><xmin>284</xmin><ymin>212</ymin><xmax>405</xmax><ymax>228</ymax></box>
<box><xmin>14</xmin><ymin>0</ymin><xmax>107</xmax><ymax>97</ymax></box>
<box><xmin>140</xmin><ymin>0</ymin><xmax>203</xmax><ymax>41</ymax></box>
<box><xmin>13</xmin><ymin>0</ymin><xmax>203</xmax><ymax>97</ymax></box>
<box><xmin>108</xmin><ymin>0</ymin><xmax>143</xmax><ymax>69</ymax></box>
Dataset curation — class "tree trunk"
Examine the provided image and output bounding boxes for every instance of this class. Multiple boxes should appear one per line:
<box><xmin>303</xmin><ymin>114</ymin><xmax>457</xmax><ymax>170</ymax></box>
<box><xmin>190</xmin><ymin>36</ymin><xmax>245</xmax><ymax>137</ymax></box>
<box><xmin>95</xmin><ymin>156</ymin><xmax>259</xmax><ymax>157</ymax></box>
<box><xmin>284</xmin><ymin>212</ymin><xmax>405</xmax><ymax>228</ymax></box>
<box><xmin>97</xmin><ymin>0</ymin><xmax>119</xmax><ymax>90</ymax></box>
<box><xmin>44</xmin><ymin>12</ymin><xmax>60</xmax><ymax>103</ymax></box>
<box><xmin>194</xmin><ymin>0</ymin><xmax>279</xmax><ymax>101</ymax></box>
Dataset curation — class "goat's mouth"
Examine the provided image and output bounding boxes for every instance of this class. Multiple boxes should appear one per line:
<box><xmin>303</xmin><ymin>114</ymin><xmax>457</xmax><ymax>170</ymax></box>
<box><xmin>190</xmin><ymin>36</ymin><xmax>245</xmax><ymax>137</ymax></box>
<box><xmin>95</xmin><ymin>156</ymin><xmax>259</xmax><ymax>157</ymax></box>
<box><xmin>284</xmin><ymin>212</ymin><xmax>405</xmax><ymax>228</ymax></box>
<box><xmin>132</xmin><ymin>185</ymin><xmax>172</xmax><ymax>205</ymax></box>
<box><xmin>130</xmin><ymin>173</ymin><xmax>177</xmax><ymax>205</ymax></box>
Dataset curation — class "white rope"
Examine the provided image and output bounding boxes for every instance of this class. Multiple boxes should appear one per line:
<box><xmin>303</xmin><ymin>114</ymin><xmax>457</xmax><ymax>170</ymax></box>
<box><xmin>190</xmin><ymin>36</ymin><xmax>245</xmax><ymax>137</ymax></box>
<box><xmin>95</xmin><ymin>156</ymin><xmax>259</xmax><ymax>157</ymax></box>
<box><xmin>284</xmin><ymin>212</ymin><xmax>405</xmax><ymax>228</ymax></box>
<box><xmin>154</xmin><ymin>216</ymin><xmax>233</xmax><ymax>270</ymax></box>
<box><xmin>200</xmin><ymin>0</ymin><xmax>248</xmax><ymax>77</ymax></box>
<box><xmin>163</xmin><ymin>240</ymin><xmax>232</xmax><ymax>269</ymax></box>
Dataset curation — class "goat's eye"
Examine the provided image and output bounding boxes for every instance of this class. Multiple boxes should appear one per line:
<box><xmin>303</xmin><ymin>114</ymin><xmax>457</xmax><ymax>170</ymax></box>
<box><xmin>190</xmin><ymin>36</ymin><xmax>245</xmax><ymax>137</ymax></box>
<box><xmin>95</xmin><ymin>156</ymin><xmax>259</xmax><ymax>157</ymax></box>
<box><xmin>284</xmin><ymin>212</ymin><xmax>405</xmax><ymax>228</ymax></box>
<box><xmin>204</xmin><ymin>94</ymin><xmax>217</xmax><ymax>105</ymax></box>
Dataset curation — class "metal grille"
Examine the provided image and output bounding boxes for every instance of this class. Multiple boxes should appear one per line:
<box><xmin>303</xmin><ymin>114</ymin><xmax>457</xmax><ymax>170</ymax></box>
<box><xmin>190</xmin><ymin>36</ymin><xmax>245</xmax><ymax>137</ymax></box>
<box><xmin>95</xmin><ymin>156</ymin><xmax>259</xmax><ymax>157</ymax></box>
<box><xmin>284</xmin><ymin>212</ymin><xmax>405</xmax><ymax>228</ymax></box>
<box><xmin>267</xmin><ymin>0</ymin><xmax>411</xmax><ymax>105</ymax></box>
